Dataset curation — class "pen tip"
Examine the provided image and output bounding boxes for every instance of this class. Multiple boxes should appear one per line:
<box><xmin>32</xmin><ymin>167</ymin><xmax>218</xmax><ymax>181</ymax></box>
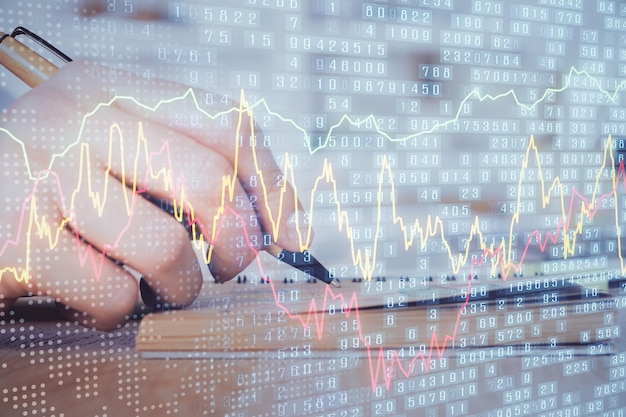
<box><xmin>330</xmin><ymin>278</ymin><xmax>341</xmax><ymax>288</ymax></box>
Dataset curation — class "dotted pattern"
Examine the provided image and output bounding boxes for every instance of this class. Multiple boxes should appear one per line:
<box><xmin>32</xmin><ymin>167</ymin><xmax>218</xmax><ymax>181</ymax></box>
<box><xmin>2</xmin><ymin>2</ymin><xmax>626</xmax><ymax>417</ymax></box>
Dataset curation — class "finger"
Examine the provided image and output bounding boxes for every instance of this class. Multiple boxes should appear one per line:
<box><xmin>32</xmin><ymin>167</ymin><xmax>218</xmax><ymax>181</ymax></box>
<box><xmin>108</xmin><ymin>88</ymin><xmax>308</xmax><ymax>253</ymax></box>
<box><xmin>58</xmin><ymin>110</ymin><xmax>262</xmax><ymax>283</ymax></box>
<box><xmin>58</xmin><ymin>157</ymin><xmax>203</xmax><ymax>306</ymax></box>
<box><xmin>16</xmin><ymin>225</ymin><xmax>138</xmax><ymax>331</ymax></box>
<box><xmin>0</xmin><ymin>162</ymin><xmax>138</xmax><ymax>329</ymax></box>
<box><xmin>229</xmin><ymin>105</ymin><xmax>309</xmax><ymax>252</ymax></box>
<box><xmin>135</xmin><ymin>92</ymin><xmax>309</xmax><ymax>252</ymax></box>
<box><xmin>36</xmin><ymin>61</ymin><xmax>308</xmax><ymax>251</ymax></box>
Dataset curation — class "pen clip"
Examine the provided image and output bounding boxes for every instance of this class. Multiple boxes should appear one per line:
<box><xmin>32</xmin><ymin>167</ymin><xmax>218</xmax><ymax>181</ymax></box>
<box><xmin>0</xmin><ymin>26</ymin><xmax>71</xmax><ymax>88</ymax></box>
<box><xmin>1</xmin><ymin>26</ymin><xmax>72</xmax><ymax>64</ymax></box>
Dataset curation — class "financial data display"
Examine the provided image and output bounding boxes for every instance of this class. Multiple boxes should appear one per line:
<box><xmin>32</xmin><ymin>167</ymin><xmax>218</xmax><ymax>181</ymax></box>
<box><xmin>1</xmin><ymin>0</ymin><xmax>626</xmax><ymax>416</ymax></box>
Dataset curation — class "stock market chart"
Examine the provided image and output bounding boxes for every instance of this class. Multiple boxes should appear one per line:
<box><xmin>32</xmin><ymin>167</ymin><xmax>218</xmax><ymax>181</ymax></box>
<box><xmin>1</xmin><ymin>0</ymin><xmax>626</xmax><ymax>416</ymax></box>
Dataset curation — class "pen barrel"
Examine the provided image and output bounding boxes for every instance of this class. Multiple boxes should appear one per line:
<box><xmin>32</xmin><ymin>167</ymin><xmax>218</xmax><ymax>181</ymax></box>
<box><xmin>0</xmin><ymin>31</ymin><xmax>58</xmax><ymax>87</ymax></box>
<box><xmin>264</xmin><ymin>243</ymin><xmax>284</xmax><ymax>258</ymax></box>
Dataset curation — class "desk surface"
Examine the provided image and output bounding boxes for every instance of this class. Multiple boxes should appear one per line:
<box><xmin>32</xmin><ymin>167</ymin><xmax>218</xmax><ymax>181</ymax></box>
<box><xmin>1</xmin><ymin>279</ymin><xmax>625</xmax><ymax>417</ymax></box>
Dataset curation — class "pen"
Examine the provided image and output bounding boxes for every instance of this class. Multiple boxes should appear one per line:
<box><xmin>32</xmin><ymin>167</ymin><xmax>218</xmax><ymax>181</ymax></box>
<box><xmin>0</xmin><ymin>27</ymin><xmax>340</xmax><ymax>289</ymax></box>
<box><xmin>0</xmin><ymin>27</ymin><xmax>71</xmax><ymax>87</ymax></box>
<box><xmin>265</xmin><ymin>244</ymin><xmax>340</xmax><ymax>287</ymax></box>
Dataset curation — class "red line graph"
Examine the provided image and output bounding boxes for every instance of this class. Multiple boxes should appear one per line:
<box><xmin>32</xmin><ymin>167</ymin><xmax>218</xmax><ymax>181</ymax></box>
<box><xmin>1</xmin><ymin>91</ymin><xmax>625</xmax><ymax>389</ymax></box>
<box><xmin>234</xmin><ymin>157</ymin><xmax>625</xmax><ymax>391</ymax></box>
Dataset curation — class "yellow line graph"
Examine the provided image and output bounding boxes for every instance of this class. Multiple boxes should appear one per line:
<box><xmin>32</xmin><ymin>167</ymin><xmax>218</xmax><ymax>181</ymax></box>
<box><xmin>2</xmin><ymin>66</ymin><xmax>625</xmax><ymax>182</ymax></box>
<box><xmin>0</xmin><ymin>65</ymin><xmax>625</xmax><ymax>285</ymax></box>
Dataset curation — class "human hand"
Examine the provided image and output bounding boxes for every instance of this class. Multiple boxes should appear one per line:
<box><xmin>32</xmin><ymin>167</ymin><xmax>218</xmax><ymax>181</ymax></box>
<box><xmin>0</xmin><ymin>60</ymin><xmax>306</xmax><ymax>330</ymax></box>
